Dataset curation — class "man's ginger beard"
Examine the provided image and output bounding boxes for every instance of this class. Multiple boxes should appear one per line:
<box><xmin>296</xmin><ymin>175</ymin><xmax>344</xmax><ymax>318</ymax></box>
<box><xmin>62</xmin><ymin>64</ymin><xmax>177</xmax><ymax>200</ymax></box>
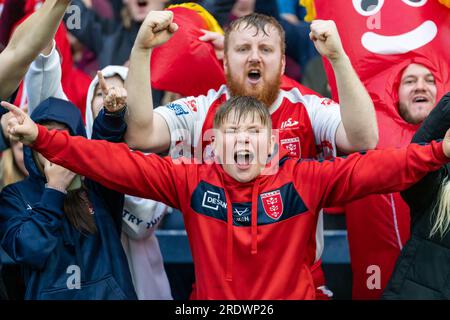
<box><xmin>226</xmin><ymin>65</ymin><xmax>282</xmax><ymax>107</ymax></box>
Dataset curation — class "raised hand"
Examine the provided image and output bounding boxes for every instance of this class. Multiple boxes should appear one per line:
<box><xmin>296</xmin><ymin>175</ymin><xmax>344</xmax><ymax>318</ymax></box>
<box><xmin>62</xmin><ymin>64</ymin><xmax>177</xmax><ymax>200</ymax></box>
<box><xmin>309</xmin><ymin>20</ymin><xmax>346</xmax><ymax>63</ymax></box>
<box><xmin>199</xmin><ymin>29</ymin><xmax>224</xmax><ymax>60</ymax></box>
<box><xmin>98</xmin><ymin>71</ymin><xmax>127</xmax><ymax>113</ymax></box>
<box><xmin>135</xmin><ymin>11</ymin><xmax>179</xmax><ymax>50</ymax></box>
<box><xmin>0</xmin><ymin>101</ymin><xmax>38</xmax><ymax>146</ymax></box>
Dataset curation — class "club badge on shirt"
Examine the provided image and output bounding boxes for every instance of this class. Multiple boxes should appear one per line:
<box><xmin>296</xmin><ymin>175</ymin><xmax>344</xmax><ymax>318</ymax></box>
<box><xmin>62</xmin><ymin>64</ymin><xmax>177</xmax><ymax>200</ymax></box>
<box><xmin>261</xmin><ymin>190</ymin><xmax>283</xmax><ymax>220</ymax></box>
<box><xmin>281</xmin><ymin>137</ymin><xmax>301</xmax><ymax>158</ymax></box>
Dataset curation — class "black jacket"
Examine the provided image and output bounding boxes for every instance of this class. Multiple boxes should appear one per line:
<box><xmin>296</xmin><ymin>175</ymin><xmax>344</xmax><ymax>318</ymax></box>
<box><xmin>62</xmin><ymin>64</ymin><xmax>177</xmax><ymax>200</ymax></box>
<box><xmin>383</xmin><ymin>93</ymin><xmax>450</xmax><ymax>300</ymax></box>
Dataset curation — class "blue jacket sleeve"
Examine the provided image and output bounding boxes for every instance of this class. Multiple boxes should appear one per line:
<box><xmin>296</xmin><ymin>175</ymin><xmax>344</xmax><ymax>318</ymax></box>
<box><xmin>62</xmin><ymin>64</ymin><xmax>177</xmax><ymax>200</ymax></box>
<box><xmin>90</xmin><ymin>108</ymin><xmax>126</xmax><ymax>225</ymax></box>
<box><xmin>91</xmin><ymin>108</ymin><xmax>127</xmax><ymax>142</ymax></box>
<box><xmin>0</xmin><ymin>186</ymin><xmax>66</xmax><ymax>270</ymax></box>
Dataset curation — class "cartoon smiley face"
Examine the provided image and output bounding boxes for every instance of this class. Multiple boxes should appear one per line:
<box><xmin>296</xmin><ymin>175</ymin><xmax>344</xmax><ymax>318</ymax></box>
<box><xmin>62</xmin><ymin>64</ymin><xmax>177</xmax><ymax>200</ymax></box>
<box><xmin>316</xmin><ymin>0</ymin><xmax>449</xmax><ymax>59</ymax></box>
<box><xmin>315</xmin><ymin>0</ymin><xmax>450</xmax><ymax>118</ymax></box>
<box><xmin>352</xmin><ymin>0</ymin><xmax>438</xmax><ymax>55</ymax></box>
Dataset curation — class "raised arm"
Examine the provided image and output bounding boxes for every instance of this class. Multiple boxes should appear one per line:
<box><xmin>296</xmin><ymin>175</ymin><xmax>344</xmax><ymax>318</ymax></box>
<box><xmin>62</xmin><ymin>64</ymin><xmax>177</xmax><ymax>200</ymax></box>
<box><xmin>295</xmin><ymin>134</ymin><xmax>450</xmax><ymax>210</ymax></box>
<box><xmin>24</xmin><ymin>40</ymin><xmax>68</xmax><ymax>114</ymax></box>
<box><xmin>0</xmin><ymin>0</ymin><xmax>71</xmax><ymax>100</ymax></box>
<box><xmin>124</xmin><ymin>11</ymin><xmax>178</xmax><ymax>152</ymax></box>
<box><xmin>2</xmin><ymin>101</ymin><xmax>184</xmax><ymax>209</ymax></box>
<box><xmin>310</xmin><ymin>20</ymin><xmax>378</xmax><ymax>154</ymax></box>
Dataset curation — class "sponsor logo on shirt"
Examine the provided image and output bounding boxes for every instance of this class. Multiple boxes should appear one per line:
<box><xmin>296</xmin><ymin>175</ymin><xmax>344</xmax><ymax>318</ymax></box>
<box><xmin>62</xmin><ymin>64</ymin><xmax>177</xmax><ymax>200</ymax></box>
<box><xmin>280</xmin><ymin>118</ymin><xmax>299</xmax><ymax>129</ymax></box>
<box><xmin>202</xmin><ymin>190</ymin><xmax>227</xmax><ymax>211</ymax></box>
<box><xmin>233</xmin><ymin>205</ymin><xmax>250</xmax><ymax>225</ymax></box>
<box><xmin>320</xmin><ymin>98</ymin><xmax>338</xmax><ymax>107</ymax></box>
<box><xmin>167</xmin><ymin>103</ymin><xmax>189</xmax><ymax>116</ymax></box>
<box><xmin>281</xmin><ymin>137</ymin><xmax>301</xmax><ymax>158</ymax></box>
<box><xmin>261</xmin><ymin>190</ymin><xmax>284</xmax><ymax>220</ymax></box>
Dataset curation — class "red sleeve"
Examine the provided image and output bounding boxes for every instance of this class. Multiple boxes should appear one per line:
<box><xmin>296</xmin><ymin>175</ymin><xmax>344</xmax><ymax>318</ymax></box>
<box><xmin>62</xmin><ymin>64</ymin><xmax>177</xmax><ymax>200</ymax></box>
<box><xmin>31</xmin><ymin>125</ymin><xmax>185</xmax><ymax>209</ymax></box>
<box><xmin>294</xmin><ymin>141</ymin><xmax>449</xmax><ymax>210</ymax></box>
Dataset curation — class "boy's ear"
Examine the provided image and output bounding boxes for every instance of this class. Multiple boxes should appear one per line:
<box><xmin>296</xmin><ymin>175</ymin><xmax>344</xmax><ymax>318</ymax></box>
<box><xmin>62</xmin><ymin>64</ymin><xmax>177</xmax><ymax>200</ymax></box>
<box><xmin>269</xmin><ymin>133</ymin><xmax>276</xmax><ymax>156</ymax></box>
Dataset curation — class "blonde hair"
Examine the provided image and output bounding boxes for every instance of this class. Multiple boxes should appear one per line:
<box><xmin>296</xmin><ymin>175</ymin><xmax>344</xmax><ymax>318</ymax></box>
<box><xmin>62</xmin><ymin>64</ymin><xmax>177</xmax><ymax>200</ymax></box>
<box><xmin>0</xmin><ymin>149</ymin><xmax>26</xmax><ymax>189</ymax></box>
<box><xmin>430</xmin><ymin>177</ymin><xmax>450</xmax><ymax>238</ymax></box>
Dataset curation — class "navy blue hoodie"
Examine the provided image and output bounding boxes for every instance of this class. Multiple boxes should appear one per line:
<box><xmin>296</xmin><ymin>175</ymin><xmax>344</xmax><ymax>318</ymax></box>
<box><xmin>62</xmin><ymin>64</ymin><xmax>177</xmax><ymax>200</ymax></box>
<box><xmin>0</xmin><ymin>98</ymin><xmax>137</xmax><ymax>300</ymax></box>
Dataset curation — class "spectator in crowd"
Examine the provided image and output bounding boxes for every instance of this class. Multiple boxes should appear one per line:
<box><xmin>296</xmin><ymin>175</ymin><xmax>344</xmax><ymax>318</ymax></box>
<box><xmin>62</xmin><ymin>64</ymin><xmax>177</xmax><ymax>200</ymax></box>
<box><xmin>0</xmin><ymin>108</ymin><xmax>29</xmax><ymax>301</ymax></box>
<box><xmin>383</xmin><ymin>93</ymin><xmax>450</xmax><ymax>300</ymax></box>
<box><xmin>0</xmin><ymin>94</ymin><xmax>137</xmax><ymax>299</ymax></box>
<box><xmin>124</xmin><ymin>11</ymin><xmax>378</xmax><ymax>298</ymax></box>
<box><xmin>0</xmin><ymin>1</ymin><xmax>92</xmax><ymax>116</ymax></box>
<box><xmin>23</xmin><ymin>41</ymin><xmax>172</xmax><ymax>300</ymax></box>
<box><xmin>224</xmin><ymin>0</ymin><xmax>316</xmax><ymax>78</ymax></box>
<box><xmin>0</xmin><ymin>0</ymin><xmax>72</xmax><ymax>297</ymax></box>
<box><xmin>65</xmin><ymin>0</ymin><xmax>168</xmax><ymax>68</ymax></box>
<box><xmin>64</xmin><ymin>0</ymin><xmax>169</xmax><ymax>105</ymax></box>
<box><xmin>344</xmin><ymin>62</ymin><xmax>440</xmax><ymax>299</ymax></box>
<box><xmin>5</xmin><ymin>94</ymin><xmax>450</xmax><ymax>299</ymax></box>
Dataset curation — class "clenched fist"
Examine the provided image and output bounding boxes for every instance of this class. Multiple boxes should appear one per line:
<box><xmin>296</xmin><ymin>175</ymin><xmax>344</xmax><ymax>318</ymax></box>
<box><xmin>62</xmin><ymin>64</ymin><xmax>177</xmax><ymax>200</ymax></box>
<box><xmin>309</xmin><ymin>20</ymin><xmax>346</xmax><ymax>63</ymax></box>
<box><xmin>135</xmin><ymin>11</ymin><xmax>179</xmax><ymax>50</ymax></box>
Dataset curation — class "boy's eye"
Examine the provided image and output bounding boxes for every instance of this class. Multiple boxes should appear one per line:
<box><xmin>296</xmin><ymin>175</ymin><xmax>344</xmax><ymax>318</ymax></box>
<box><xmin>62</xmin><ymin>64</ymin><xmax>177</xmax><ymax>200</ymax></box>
<box><xmin>248</xmin><ymin>128</ymin><xmax>260</xmax><ymax>134</ymax></box>
<box><xmin>225</xmin><ymin>129</ymin><xmax>236</xmax><ymax>134</ymax></box>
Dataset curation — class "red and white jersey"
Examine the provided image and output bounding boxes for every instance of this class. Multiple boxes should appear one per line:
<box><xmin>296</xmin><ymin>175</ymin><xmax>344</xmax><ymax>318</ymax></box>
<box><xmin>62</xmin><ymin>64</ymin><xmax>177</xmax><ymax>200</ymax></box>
<box><xmin>155</xmin><ymin>85</ymin><xmax>342</xmax><ymax>266</ymax></box>
<box><xmin>155</xmin><ymin>84</ymin><xmax>341</xmax><ymax>162</ymax></box>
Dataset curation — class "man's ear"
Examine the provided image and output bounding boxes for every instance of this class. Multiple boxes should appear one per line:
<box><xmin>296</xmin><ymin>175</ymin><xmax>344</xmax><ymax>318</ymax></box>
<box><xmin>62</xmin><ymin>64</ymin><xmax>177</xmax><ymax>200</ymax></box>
<box><xmin>281</xmin><ymin>54</ymin><xmax>286</xmax><ymax>76</ymax></box>
<box><xmin>223</xmin><ymin>53</ymin><xmax>229</xmax><ymax>74</ymax></box>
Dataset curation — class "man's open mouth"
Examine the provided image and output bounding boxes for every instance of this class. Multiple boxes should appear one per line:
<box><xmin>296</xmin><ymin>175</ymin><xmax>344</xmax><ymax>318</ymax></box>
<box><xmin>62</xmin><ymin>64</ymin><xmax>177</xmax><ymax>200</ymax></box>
<box><xmin>412</xmin><ymin>95</ymin><xmax>430</xmax><ymax>104</ymax></box>
<box><xmin>247</xmin><ymin>69</ymin><xmax>261</xmax><ymax>84</ymax></box>
<box><xmin>137</xmin><ymin>0</ymin><xmax>148</xmax><ymax>8</ymax></box>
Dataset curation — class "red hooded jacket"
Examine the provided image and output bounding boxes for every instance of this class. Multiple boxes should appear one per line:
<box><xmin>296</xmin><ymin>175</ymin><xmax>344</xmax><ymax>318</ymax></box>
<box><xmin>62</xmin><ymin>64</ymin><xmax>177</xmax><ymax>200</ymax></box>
<box><xmin>30</xmin><ymin>124</ymin><xmax>450</xmax><ymax>299</ymax></box>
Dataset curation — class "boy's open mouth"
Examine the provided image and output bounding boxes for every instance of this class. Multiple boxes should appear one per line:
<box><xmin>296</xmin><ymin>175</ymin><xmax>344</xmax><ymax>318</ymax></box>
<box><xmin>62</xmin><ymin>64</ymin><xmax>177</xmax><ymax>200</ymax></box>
<box><xmin>234</xmin><ymin>150</ymin><xmax>254</xmax><ymax>169</ymax></box>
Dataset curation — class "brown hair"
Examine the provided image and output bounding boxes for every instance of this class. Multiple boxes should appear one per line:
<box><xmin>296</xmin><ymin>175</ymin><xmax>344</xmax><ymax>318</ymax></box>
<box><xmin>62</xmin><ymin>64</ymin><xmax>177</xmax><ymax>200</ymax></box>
<box><xmin>213</xmin><ymin>96</ymin><xmax>272</xmax><ymax>129</ymax></box>
<box><xmin>224</xmin><ymin>13</ymin><xmax>286</xmax><ymax>55</ymax></box>
<box><xmin>64</xmin><ymin>187</ymin><xmax>97</xmax><ymax>235</ymax></box>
